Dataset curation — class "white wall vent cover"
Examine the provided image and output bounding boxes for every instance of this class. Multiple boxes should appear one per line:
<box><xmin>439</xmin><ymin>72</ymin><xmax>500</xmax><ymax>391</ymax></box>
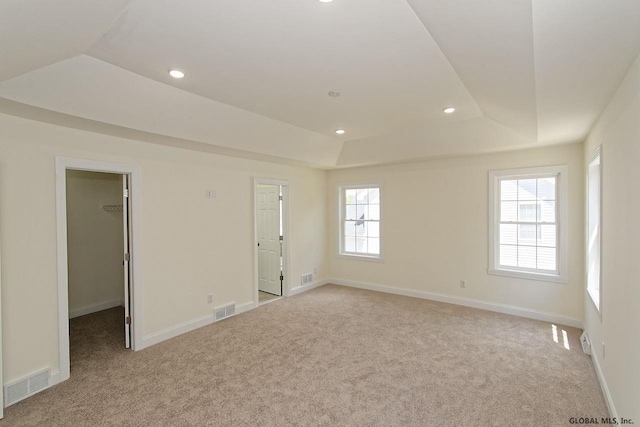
<box><xmin>215</xmin><ymin>304</ymin><xmax>236</xmax><ymax>322</ymax></box>
<box><xmin>301</xmin><ymin>273</ymin><xmax>313</xmax><ymax>285</ymax></box>
<box><xmin>4</xmin><ymin>368</ymin><xmax>51</xmax><ymax>407</ymax></box>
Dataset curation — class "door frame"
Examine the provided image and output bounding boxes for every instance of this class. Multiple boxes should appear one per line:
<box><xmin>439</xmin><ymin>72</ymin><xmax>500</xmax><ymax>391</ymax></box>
<box><xmin>253</xmin><ymin>178</ymin><xmax>290</xmax><ymax>304</ymax></box>
<box><xmin>55</xmin><ymin>157</ymin><xmax>143</xmax><ymax>384</ymax></box>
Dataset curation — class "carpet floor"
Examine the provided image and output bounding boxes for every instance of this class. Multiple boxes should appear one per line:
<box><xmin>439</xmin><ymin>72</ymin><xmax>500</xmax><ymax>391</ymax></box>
<box><xmin>3</xmin><ymin>285</ymin><xmax>608</xmax><ymax>426</ymax></box>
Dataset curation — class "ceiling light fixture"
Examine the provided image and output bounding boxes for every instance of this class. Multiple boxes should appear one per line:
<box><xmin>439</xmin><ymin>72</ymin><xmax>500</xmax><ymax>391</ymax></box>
<box><xmin>328</xmin><ymin>91</ymin><xmax>341</xmax><ymax>98</ymax></box>
<box><xmin>318</xmin><ymin>0</ymin><xmax>334</xmax><ymax>3</ymax></box>
<box><xmin>335</xmin><ymin>129</ymin><xmax>346</xmax><ymax>135</ymax></box>
<box><xmin>443</xmin><ymin>107</ymin><xmax>456</xmax><ymax>114</ymax></box>
<box><xmin>169</xmin><ymin>69</ymin><xmax>185</xmax><ymax>79</ymax></box>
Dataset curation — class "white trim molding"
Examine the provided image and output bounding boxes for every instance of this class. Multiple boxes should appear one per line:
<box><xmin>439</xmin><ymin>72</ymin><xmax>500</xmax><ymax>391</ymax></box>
<box><xmin>329</xmin><ymin>278</ymin><xmax>583</xmax><ymax>328</ymax></box>
<box><xmin>69</xmin><ymin>299</ymin><xmax>123</xmax><ymax>319</ymax></box>
<box><xmin>336</xmin><ymin>181</ymin><xmax>383</xmax><ymax>261</ymax></box>
<box><xmin>55</xmin><ymin>156</ymin><xmax>144</xmax><ymax>384</ymax></box>
<box><xmin>288</xmin><ymin>279</ymin><xmax>330</xmax><ymax>297</ymax></box>
<box><xmin>253</xmin><ymin>177</ymin><xmax>291</xmax><ymax>303</ymax></box>
<box><xmin>488</xmin><ymin>165</ymin><xmax>569</xmax><ymax>284</ymax></box>
<box><xmin>139</xmin><ymin>301</ymin><xmax>255</xmax><ymax>350</ymax></box>
<box><xmin>592</xmin><ymin>348</ymin><xmax>617</xmax><ymax>420</ymax></box>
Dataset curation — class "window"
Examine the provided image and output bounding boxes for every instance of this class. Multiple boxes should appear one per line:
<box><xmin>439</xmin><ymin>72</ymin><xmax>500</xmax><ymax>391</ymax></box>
<box><xmin>488</xmin><ymin>166</ymin><xmax>568</xmax><ymax>283</ymax></box>
<box><xmin>587</xmin><ymin>147</ymin><xmax>602</xmax><ymax>310</ymax></box>
<box><xmin>338</xmin><ymin>185</ymin><xmax>381</xmax><ymax>259</ymax></box>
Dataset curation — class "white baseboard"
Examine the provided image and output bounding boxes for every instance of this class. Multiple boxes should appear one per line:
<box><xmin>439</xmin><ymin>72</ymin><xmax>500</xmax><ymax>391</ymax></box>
<box><xmin>330</xmin><ymin>278</ymin><xmax>583</xmax><ymax>328</ymax></box>
<box><xmin>288</xmin><ymin>279</ymin><xmax>329</xmax><ymax>296</ymax></box>
<box><xmin>69</xmin><ymin>299</ymin><xmax>122</xmax><ymax>319</ymax></box>
<box><xmin>591</xmin><ymin>347</ymin><xmax>617</xmax><ymax>419</ymax></box>
<box><xmin>138</xmin><ymin>300</ymin><xmax>255</xmax><ymax>350</ymax></box>
<box><xmin>50</xmin><ymin>369</ymin><xmax>61</xmax><ymax>386</ymax></box>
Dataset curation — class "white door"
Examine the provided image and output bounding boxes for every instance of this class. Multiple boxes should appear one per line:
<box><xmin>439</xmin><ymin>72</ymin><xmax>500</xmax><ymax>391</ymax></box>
<box><xmin>122</xmin><ymin>175</ymin><xmax>132</xmax><ymax>348</ymax></box>
<box><xmin>257</xmin><ymin>185</ymin><xmax>282</xmax><ymax>295</ymax></box>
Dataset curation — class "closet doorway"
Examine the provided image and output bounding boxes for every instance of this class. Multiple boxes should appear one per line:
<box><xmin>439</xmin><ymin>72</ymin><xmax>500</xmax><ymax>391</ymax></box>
<box><xmin>66</xmin><ymin>170</ymin><xmax>131</xmax><ymax>359</ymax></box>
<box><xmin>55</xmin><ymin>157</ymin><xmax>141</xmax><ymax>384</ymax></box>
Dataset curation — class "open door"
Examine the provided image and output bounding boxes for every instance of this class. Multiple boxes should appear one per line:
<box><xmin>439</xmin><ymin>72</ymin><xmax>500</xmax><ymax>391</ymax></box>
<box><xmin>122</xmin><ymin>175</ymin><xmax>132</xmax><ymax>348</ymax></box>
<box><xmin>257</xmin><ymin>185</ymin><xmax>282</xmax><ymax>296</ymax></box>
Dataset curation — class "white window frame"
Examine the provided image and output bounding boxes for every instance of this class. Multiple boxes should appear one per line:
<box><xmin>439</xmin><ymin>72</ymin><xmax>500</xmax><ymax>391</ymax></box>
<box><xmin>337</xmin><ymin>182</ymin><xmax>383</xmax><ymax>262</ymax></box>
<box><xmin>488</xmin><ymin>165</ymin><xmax>569</xmax><ymax>283</ymax></box>
<box><xmin>586</xmin><ymin>147</ymin><xmax>602</xmax><ymax>313</ymax></box>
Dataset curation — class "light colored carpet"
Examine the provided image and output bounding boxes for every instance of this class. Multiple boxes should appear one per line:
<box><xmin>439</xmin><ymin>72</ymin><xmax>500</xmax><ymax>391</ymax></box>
<box><xmin>259</xmin><ymin>291</ymin><xmax>281</xmax><ymax>304</ymax></box>
<box><xmin>3</xmin><ymin>285</ymin><xmax>608</xmax><ymax>426</ymax></box>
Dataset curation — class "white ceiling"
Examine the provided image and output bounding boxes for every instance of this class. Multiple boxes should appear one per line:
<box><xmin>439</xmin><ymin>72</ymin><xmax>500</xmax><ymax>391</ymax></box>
<box><xmin>1</xmin><ymin>0</ymin><xmax>639</xmax><ymax>168</ymax></box>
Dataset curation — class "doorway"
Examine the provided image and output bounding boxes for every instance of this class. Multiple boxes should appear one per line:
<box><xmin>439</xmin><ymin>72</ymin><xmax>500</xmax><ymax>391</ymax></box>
<box><xmin>254</xmin><ymin>179</ymin><xmax>289</xmax><ymax>306</ymax></box>
<box><xmin>66</xmin><ymin>170</ymin><xmax>131</xmax><ymax>361</ymax></box>
<box><xmin>55</xmin><ymin>157</ymin><xmax>141</xmax><ymax>385</ymax></box>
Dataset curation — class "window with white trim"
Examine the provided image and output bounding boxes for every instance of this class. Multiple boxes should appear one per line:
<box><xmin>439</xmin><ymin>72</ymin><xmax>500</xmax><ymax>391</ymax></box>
<box><xmin>339</xmin><ymin>185</ymin><xmax>381</xmax><ymax>258</ymax></box>
<box><xmin>488</xmin><ymin>166</ymin><xmax>568</xmax><ymax>283</ymax></box>
<box><xmin>587</xmin><ymin>148</ymin><xmax>602</xmax><ymax>310</ymax></box>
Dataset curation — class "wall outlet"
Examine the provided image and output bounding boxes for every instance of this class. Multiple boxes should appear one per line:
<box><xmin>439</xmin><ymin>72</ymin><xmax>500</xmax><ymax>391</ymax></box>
<box><xmin>313</xmin><ymin>266</ymin><xmax>318</xmax><ymax>274</ymax></box>
<box><xmin>206</xmin><ymin>189</ymin><xmax>217</xmax><ymax>199</ymax></box>
<box><xmin>460</xmin><ymin>280</ymin><xmax>466</xmax><ymax>288</ymax></box>
<box><xmin>208</xmin><ymin>294</ymin><xmax>214</xmax><ymax>304</ymax></box>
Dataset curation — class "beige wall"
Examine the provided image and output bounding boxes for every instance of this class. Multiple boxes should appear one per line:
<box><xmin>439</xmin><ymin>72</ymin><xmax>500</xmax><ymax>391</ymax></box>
<box><xmin>328</xmin><ymin>143</ymin><xmax>585</xmax><ymax>320</ymax></box>
<box><xmin>583</xmin><ymin>53</ymin><xmax>640</xmax><ymax>421</ymax></box>
<box><xmin>0</xmin><ymin>112</ymin><xmax>328</xmax><ymax>384</ymax></box>
<box><xmin>66</xmin><ymin>170</ymin><xmax>124</xmax><ymax>316</ymax></box>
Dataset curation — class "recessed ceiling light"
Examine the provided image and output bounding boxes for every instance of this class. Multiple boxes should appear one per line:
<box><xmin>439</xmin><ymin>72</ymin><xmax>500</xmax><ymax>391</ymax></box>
<box><xmin>328</xmin><ymin>91</ymin><xmax>341</xmax><ymax>98</ymax></box>
<box><xmin>335</xmin><ymin>129</ymin><xmax>346</xmax><ymax>135</ymax></box>
<box><xmin>443</xmin><ymin>107</ymin><xmax>456</xmax><ymax>114</ymax></box>
<box><xmin>318</xmin><ymin>0</ymin><xmax>334</xmax><ymax>2</ymax></box>
<box><xmin>169</xmin><ymin>69</ymin><xmax>185</xmax><ymax>79</ymax></box>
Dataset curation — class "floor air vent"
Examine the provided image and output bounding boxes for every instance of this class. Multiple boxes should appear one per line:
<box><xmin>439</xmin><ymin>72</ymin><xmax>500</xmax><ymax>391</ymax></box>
<box><xmin>4</xmin><ymin>368</ymin><xmax>51</xmax><ymax>407</ymax></box>
<box><xmin>301</xmin><ymin>273</ymin><xmax>313</xmax><ymax>285</ymax></box>
<box><xmin>215</xmin><ymin>304</ymin><xmax>236</xmax><ymax>321</ymax></box>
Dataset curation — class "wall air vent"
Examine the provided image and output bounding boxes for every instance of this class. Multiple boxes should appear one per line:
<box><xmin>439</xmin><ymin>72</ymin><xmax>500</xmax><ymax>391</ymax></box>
<box><xmin>301</xmin><ymin>273</ymin><xmax>313</xmax><ymax>285</ymax></box>
<box><xmin>4</xmin><ymin>368</ymin><xmax>51</xmax><ymax>407</ymax></box>
<box><xmin>215</xmin><ymin>303</ymin><xmax>236</xmax><ymax>322</ymax></box>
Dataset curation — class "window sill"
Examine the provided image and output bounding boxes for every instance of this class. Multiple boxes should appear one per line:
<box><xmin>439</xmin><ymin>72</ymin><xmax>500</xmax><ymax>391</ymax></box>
<box><xmin>337</xmin><ymin>253</ymin><xmax>384</xmax><ymax>263</ymax></box>
<box><xmin>487</xmin><ymin>268</ymin><xmax>568</xmax><ymax>284</ymax></box>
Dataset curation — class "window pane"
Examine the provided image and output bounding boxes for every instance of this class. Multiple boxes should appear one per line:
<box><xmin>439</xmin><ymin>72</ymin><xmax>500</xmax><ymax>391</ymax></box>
<box><xmin>500</xmin><ymin>245</ymin><xmax>517</xmax><ymax>267</ymax></box>
<box><xmin>518</xmin><ymin>246</ymin><xmax>536</xmax><ymax>268</ymax></box>
<box><xmin>501</xmin><ymin>201</ymin><xmax>517</xmax><ymax>222</ymax></box>
<box><xmin>353</xmin><ymin>220</ymin><xmax>366</xmax><ymax>237</ymax></box>
<box><xmin>355</xmin><ymin>237</ymin><xmax>367</xmax><ymax>253</ymax></box>
<box><xmin>368</xmin><ymin>204</ymin><xmax>380</xmax><ymax>221</ymax></box>
<box><xmin>500</xmin><ymin>180</ymin><xmax>518</xmax><ymax>201</ymax></box>
<box><xmin>537</xmin><ymin>247</ymin><xmax>557</xmax><ymax>271</ymax></box>
<box><xmin>518</xmin><ymin>224</ymin><xmax>537</xmax><ymax>245</ymax></box>
<box><xmin>356</xmin><ymin>205</ymin><xmax>366</xmax><ymax>221</ymax></box>
<box><xmin>518</xmin><ymin>179</ymin><xmax>537</xmax><ymax>201</ymax></box>
<box><xmin>368</xmin><ymin>221</ymin><xmax>380</xmax><ymax>238</ymax></box>
<box><xmin>344</xmin><ymin>237</ymin><xmax>356</xmax><ymax>252</ymax></box>
<box><xmin>346</xmin><ymin>205</ymin><xmax>357</xmax><ymax>220</ymax></box>
<box><xmin>356</xmin><ymin>189</ymin><xmax>369</xmax><ymax>204</ymax></box>
<box><xmin>345</xmin><ymin>189</ymin><xmax>357</xmax><ymax>205</ymax></box>
<box><xmin>538</xmin><ymin>225</ymin><xmax>556</xmax><ymax>248</ymax></box>
<box><xmin>538</xmin><ymin>177</ymin><xmax>556</xmax><ymax>200</ymax></box>
<box><xmin>539</xmin><ymin>201</ymin><xmax>556</xmax><ymax>222</ymax></box>
<box><xmin>368</xmin><ymin>188</ymin><xmax>380</xmax><ymax>204</ymax></box>
<box><xmin>367</xmin><ymin>238</ymin><xmax>380</xmax><ymax>255</ymax></box>
<box><xmin>500</xmin><ymin>224</ymin><xmax>517</xmax><ymax>245</ymax></box>
<box><xmin>518</xmin><ymin>202</ymin><xmax>538</xmax><ymax>222</ymax></box>
<box><xmin>344</xmin><ymin>221</ymin><xmax>357</xmax><ymax>237</ymax></box>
